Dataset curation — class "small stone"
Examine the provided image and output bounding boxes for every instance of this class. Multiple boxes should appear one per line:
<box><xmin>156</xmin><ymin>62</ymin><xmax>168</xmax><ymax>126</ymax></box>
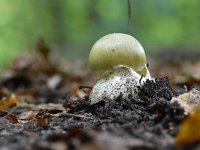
<box><xmin>171</xmin><ymin>89</ymin><xmax>200</xmax><ymax>114</ymax></box>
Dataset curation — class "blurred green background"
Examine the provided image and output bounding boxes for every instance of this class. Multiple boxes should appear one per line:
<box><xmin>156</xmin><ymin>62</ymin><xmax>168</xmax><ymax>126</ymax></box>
<box><xmin>0</xmin><ymin>0</ymin><xmax>200</xmax><ymax>69</ymax></box>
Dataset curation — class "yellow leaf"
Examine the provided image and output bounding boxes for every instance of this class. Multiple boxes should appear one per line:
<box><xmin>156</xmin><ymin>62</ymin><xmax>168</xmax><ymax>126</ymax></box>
<box><xmin>176</xmin><ymin>108</ymin><xmax>200</xmax><ymax>147</ymax></box>
<box><xmin>0</xmin><ymin>94</ymin><xmax>19</xmax><ymax>109</ymax></box>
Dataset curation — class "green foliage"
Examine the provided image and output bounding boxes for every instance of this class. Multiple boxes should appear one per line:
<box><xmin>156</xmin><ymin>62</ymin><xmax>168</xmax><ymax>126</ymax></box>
<box><xmin>0</xmin><ymin>0</ymin><xmax>200</xmax><ymax>69</ymax></box>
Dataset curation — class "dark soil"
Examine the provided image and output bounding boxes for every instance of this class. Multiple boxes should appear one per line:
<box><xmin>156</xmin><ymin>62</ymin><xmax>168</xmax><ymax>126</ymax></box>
<box><xmin>0</xmin><ymin>76</ymin><xmax>191</xmax><ymax>150</ymax></box>
<box><xmin>1</xmin><ymin>47</ymin><xmax>200</xmax><ymax>150</ymax></box>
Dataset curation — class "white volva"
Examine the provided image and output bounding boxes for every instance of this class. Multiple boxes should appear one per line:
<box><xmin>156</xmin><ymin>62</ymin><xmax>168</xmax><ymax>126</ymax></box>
<box><xmin>90</xmin><ymin>65</ymin><xmax>147</xmax><ymax>104</ymax></box>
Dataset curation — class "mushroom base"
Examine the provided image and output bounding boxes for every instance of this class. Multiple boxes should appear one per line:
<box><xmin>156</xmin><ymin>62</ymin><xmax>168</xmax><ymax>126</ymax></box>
<box><xmin>89</xmin><ymin>65</ymin><xmax>151</xmax><ymax>104</ymax></box>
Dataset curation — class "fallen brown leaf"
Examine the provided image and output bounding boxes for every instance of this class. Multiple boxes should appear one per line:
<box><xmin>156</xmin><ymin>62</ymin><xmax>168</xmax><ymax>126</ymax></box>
<box><xmin>5</xmin><ymin>112</ymin><xmax>18</xmax><ymax>124</ymax></box>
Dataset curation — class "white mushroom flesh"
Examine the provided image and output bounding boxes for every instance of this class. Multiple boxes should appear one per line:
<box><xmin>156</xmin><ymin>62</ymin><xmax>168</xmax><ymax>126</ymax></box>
<box><xmin>90</xmin><ymin>65</ymin><xmax>149</xmax><ymax>105</ymax></box>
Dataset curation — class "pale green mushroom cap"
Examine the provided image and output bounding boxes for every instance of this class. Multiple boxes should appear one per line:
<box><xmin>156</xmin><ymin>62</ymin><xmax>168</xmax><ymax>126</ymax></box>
<box><xmin>89</xmin><ymin>33</ymin><xmax>147</xmax><ymax>76</ymax></box>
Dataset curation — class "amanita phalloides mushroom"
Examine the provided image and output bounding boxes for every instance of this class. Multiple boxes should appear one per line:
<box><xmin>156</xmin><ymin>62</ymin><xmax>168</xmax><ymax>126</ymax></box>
<box><xmin>89</xmin><ymin>33</ymin><xmax>152</xmax><ymax>104</ymax></box>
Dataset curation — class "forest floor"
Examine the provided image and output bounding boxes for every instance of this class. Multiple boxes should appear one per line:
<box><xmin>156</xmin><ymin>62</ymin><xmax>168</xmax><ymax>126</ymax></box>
<box><xmin>0</xmin><ymin>43</ymin><xmax>200</xmax><ymax>150</ymax></box>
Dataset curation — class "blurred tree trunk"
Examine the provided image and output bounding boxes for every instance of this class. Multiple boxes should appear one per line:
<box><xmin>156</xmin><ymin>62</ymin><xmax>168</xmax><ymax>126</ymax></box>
<box><xmin>48</xmin><ymin>0</ymin><xmax>66</xmax><ymax>50</ymax></box>
<box><xmin>88</xmin><ymin>0</ymin><xmax>99</xmax><ymax>25</ymax></box>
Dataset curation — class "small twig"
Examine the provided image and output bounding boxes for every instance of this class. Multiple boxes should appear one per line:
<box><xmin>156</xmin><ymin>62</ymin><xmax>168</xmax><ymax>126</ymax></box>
<box><xmin>127</xmin><ymin>0</ymin><xmax>131</xmax><ymax>33</ymax></box>
<box><xmin>59</xmin><ymin>112</ymin><xmax>91</xmax><ymax>119</ymax></box>
<box><xmin>1</xmin><ymin>108</ymin><xmax>16</xmax><ymax>118</ymax></box>
<box><xmin>0</xmin><ymin>109</ymin><xmax>9</xmax><ymax>117</ymax></box>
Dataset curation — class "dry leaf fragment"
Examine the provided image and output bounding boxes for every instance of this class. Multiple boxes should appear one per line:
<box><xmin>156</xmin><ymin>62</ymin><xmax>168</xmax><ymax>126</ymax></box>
<box><xmin>35</xmin><ymin>111</ymin><xmax>53</xmax><ymax>127</ymax></box>
<box><xmin>0</xmin><ymin>94</ymin><xmax>19</xmax><ymax>109</ymax></box>
<box><xmin>79</xmin><ymin>86</ymin><xmax>93</xmax><ymax>95</ymax></box>
<box><xmin>18</xmin><ymin>110</ymin><xmax>36</xmax><ymax>120</ymax></box>
<box><xmin>5</xmin><ymin>113</ymin><xmax>18</xmax><ymax>124</ymax></box>
<box><xmin>176</xmin><ymin>108</ymin><xmax>200</xmax><ymax>147</ymax></box>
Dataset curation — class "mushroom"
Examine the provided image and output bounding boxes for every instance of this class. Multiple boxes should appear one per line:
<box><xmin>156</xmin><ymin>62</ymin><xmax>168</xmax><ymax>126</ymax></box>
<box><xmin>89</xmin><ymin>33</ymin><xmax>152</xmax><ymax>104</ymax></box>
<box><xmin>89</xmin><ymin>33</ymin><xmax>149</xmax><ymax>77</ymax></box>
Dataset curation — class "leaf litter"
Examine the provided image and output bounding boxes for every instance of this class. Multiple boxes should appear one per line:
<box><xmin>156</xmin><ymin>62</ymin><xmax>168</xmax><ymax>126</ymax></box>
<box><xmin>0</xmin><ymin>42</ymin><xmax>200</xmax><ymax>150</ymax></box>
